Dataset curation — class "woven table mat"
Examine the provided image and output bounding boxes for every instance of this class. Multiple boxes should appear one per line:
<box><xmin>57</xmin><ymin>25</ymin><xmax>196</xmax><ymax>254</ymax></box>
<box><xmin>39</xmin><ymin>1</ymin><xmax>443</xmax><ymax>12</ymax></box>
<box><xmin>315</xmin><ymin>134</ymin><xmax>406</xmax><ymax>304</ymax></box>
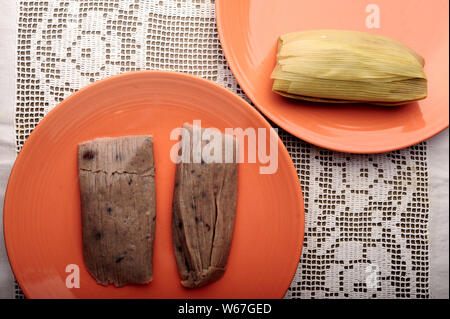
<box><xmin>14</xmin><ymin>0</ymin><xmax>430</xmax><ymax>299</ymax></box>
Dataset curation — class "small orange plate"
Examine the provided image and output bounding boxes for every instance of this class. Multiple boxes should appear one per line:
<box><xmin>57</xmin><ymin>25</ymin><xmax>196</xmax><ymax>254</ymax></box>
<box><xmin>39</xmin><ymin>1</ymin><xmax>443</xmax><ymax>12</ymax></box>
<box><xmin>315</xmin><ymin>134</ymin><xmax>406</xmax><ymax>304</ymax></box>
<box><xmin>3</xmin><ymin>71</ymin><xmax>304</xmax><ymax>299</ymax></box>
<box><xmin>216</xmin><ymin>0</ymin><xmax>449</xmax><ymax>153</ymax></box>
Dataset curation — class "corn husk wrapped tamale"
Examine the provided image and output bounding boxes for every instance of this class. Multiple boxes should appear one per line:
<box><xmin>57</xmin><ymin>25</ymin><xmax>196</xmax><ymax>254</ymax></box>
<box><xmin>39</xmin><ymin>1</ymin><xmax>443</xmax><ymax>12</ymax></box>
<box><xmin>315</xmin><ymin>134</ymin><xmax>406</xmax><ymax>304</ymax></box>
<box><xmin>271</xmin><ymin>30</ymin><xmax>427</xmax><ymax>105</ymax></box>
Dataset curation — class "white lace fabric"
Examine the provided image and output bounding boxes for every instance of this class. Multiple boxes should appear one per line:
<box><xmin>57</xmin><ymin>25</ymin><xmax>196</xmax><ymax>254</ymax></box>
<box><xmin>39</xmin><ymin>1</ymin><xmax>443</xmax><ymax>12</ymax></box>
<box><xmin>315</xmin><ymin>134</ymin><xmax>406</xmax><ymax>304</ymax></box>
<box><xmin>14</xmin><ymin>0</ymin><xmax>430</xmax><ymax>299</ymax></box>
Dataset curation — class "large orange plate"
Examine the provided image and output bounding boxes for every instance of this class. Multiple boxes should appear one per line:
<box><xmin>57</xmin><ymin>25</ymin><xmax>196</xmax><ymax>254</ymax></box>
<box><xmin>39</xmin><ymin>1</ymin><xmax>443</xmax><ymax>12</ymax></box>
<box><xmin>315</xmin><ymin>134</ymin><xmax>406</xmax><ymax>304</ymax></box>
<box><xmin>216</xmin><ymin>0</ymin><xmax>449</xmax><ymax>153</ymax></box>
<box><xmin>3</xmin><ymin>71</ymin><xmax>304</xmax><ymax>298</ymax></box>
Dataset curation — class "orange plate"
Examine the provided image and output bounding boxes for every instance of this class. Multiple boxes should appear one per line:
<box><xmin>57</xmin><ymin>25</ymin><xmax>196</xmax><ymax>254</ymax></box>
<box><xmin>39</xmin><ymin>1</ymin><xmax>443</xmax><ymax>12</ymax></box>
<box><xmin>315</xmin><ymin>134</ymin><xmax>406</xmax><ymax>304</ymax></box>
<box><xmin>216</xmin><ymin>0</ymin><xmax>449</xmax><ymax>153</ymax></box>
<box><xmin>3</xmin><ymin>71</ymin><xmax>304</xmax><ymax>299</ymax></box>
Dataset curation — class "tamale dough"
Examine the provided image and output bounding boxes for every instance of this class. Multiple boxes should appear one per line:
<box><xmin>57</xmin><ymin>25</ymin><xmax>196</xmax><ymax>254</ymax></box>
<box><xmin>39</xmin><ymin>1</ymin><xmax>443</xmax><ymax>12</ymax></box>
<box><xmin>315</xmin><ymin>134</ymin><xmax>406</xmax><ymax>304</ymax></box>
<box><xmin>78</xmin><ymin>135</ymin><xmax>156</xmax><ymax>287</ymax></box>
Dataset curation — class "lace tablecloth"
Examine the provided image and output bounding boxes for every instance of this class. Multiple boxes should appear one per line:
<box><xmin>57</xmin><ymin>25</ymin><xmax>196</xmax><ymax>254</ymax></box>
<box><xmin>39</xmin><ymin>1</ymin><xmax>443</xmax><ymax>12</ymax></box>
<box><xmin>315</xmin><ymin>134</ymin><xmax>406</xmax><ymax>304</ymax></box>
<box><xmin>7</xmin><ymin>0</ymin><xmax>436</xmax><ymax>298</ymax></box>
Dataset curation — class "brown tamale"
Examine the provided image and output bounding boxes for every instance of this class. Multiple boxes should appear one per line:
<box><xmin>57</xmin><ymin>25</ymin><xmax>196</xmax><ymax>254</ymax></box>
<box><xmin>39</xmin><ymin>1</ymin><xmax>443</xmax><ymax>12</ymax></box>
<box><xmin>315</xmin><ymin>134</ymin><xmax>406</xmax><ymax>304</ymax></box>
<box><xmin>78</xmin><ymin>135</ymin><xmax>156</xmax><ymax>287</ymax></box>
<box><xmin>172</xmin><ymin>123</ymin><xmax>238</xmax><ymax>288</ymax></box>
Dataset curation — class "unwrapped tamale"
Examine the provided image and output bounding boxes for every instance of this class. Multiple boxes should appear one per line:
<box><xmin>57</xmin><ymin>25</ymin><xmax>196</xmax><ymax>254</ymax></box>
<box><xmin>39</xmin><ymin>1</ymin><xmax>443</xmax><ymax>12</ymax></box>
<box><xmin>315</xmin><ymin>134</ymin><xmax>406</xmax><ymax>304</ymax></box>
<box><xmin>271</xmin><ymin>30</ymin><xmax>427</xmax><ymax>105</ymax></box>
<box><xmin>172</xmin><ymin>123</ymin><xmax>238</xmax><ymax>288</ymax></box>
<box><xmin>78</xmin><ymin>135</ymin><xmax>156</xmax><ymax>287</ymax></box>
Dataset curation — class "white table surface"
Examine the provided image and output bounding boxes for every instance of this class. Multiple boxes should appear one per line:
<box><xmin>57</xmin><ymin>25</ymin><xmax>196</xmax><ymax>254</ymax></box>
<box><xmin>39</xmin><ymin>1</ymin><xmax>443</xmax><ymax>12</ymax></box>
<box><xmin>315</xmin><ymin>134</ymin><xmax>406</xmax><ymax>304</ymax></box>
<box><xmin>0</xmin><ymin>2</ymin><xmax>448</xmax><ymax>299</ymax></box>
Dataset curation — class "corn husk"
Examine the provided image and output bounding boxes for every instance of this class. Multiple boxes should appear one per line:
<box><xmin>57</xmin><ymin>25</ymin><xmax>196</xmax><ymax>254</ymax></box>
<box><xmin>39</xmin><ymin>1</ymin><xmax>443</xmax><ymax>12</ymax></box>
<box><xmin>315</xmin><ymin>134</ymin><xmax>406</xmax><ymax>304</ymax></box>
<box><xmin>271</xmin><ymin>30</ymin><xmax>427</xmax><ymax>105</ymax></box>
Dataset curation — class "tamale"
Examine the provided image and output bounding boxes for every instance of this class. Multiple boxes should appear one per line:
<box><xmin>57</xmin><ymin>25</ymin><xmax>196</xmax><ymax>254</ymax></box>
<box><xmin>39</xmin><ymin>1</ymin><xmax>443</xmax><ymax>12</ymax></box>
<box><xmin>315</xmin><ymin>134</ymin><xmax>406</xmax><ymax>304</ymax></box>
<box><xmin>78</xmin><ymin>136</ymin><xmax>156</xmax><ymax>287</ymax></box>
<box><xmin>271</xmin><ymin>30</ymin><xmax>427</xmax><ymax>105</ymax></box>
<box><xmin>172</xmin><ymin>123</ymin><xmax>238</xmax><ymax>288</ymax></box>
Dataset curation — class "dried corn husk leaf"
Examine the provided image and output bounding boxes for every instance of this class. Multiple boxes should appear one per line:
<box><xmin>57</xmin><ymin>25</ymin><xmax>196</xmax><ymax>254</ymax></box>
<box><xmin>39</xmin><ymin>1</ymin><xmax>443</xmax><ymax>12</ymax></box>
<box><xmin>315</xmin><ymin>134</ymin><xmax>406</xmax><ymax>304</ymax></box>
<box><xmin>271</xmin><ymin>30</ymin><xmax>427</xmax><ymax>105</ymax></box>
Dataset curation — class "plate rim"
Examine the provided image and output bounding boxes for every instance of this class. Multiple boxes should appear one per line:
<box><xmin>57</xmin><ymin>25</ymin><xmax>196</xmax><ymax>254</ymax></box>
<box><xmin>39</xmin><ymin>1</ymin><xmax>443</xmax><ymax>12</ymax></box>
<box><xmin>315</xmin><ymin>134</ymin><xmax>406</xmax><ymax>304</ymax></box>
<box><xmin>215</xmin><ymin>0</ymin><xmax>449</xmax><ymax>154</ymax></box>
<box><xmin>3</xmin><ymin>70</ymin><xmax>305</xmax><ymax>299</ymax></box>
